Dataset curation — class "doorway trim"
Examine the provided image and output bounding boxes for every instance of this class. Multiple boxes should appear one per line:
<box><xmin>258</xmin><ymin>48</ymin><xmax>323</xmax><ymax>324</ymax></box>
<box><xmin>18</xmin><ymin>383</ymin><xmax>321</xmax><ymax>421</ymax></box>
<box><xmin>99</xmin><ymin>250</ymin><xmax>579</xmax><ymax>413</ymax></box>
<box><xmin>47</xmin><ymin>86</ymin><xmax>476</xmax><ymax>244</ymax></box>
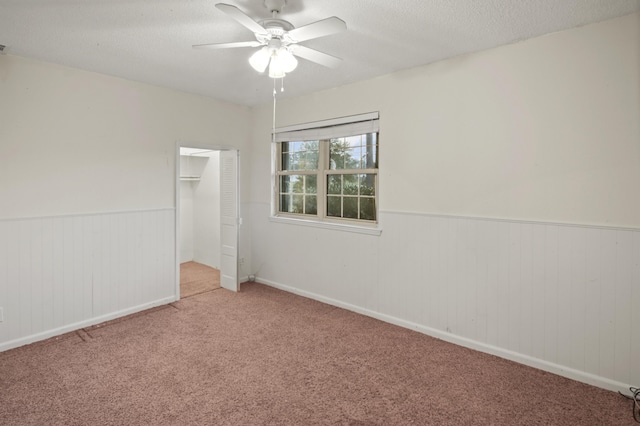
<box><xmin>175</xmin><ymin>141</ymin><xmax>240</xmax><ymax>299</ymax></box>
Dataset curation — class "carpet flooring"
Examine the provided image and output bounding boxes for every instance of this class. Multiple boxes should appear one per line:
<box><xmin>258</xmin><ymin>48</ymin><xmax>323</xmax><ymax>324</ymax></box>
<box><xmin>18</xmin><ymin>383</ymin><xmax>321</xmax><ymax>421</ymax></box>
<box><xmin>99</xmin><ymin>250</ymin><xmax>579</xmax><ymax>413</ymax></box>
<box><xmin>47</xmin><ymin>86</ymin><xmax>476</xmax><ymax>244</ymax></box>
<box><xmin>180</xmin><ymin>261</ymin><xmax>220</xmax><ymax>298</ymax></box>
<box><xmin>0</xmin><ymin>283</ymin><xmax>634</xmax><ymax>425</ymax></box>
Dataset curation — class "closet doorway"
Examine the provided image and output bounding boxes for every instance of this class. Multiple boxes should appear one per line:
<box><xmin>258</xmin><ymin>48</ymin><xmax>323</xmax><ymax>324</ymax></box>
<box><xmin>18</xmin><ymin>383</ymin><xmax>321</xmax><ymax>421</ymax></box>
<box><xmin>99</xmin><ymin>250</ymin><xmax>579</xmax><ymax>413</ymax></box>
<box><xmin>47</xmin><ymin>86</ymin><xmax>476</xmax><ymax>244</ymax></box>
<box><xmin>177</xmin><ymin>145</ymin><xmax>239</xmax><ymax>298</ymax></box>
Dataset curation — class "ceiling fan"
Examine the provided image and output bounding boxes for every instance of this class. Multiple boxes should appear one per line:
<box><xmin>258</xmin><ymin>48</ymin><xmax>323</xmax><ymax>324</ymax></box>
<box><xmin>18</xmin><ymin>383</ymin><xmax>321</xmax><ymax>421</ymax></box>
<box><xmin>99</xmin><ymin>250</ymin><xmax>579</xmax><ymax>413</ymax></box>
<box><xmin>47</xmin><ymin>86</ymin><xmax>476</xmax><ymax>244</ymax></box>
<box><xmin>193</xmin><ymin>0</ymin><xmax>347</xmax><ymax>78</ymax></box>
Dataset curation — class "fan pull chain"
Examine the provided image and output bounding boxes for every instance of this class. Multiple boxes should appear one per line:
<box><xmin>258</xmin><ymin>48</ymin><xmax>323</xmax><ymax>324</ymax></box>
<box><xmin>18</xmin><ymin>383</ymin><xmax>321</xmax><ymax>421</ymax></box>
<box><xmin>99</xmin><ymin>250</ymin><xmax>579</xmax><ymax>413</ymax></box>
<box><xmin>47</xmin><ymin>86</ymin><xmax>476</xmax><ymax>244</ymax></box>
<box><xmin>272</xmin><ymin>78</ymin><xmax>277</xmax><ymax>145</ymax></box>
<box><xmin>281</xmin><ymin>77</ymin><xmax>285</xmax><ymax>92</ymax></box>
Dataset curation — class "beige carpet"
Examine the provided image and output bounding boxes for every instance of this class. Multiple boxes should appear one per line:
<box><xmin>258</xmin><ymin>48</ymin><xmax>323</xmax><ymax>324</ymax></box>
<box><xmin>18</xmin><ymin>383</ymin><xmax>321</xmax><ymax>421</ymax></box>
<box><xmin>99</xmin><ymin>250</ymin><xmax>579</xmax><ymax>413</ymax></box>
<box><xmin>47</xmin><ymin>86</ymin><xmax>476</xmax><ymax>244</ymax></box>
<box><xmin>0</xmin><ymin>282</ymin><xmax>634</xmax><ymax>425</ymax></box>
<box><xmin>180</xmin><ymin>261</ymin><xmax>220</xmax><ymax>298</ymax></box>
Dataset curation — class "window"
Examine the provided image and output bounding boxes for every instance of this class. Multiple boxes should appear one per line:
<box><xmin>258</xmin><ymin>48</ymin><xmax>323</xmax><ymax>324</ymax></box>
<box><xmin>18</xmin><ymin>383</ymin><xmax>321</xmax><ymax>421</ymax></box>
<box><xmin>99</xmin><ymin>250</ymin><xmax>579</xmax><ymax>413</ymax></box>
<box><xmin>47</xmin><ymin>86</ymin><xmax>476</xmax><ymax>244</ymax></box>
<box><xmin>274</xmin><ymin>113</ymin><xmax>379</xmax><ymax>225</ymax></box>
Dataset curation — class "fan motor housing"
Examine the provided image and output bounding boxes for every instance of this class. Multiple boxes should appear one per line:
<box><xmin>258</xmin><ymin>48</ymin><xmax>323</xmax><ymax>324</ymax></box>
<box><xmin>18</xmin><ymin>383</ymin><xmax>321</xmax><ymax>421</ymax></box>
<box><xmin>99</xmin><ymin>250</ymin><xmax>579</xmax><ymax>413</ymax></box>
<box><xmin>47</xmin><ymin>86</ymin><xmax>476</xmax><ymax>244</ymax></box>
<box><xmin>260</xmin><ymin>19</ymin><xmax>294</xmax><ymax>34</ymax></box>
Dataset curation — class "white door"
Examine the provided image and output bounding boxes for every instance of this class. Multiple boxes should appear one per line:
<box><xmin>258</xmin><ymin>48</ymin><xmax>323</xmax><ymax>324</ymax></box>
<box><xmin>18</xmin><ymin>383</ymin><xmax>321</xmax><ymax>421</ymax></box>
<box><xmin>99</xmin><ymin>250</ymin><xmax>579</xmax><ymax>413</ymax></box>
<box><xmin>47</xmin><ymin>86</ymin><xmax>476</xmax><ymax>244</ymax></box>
<box><xmin>220</xmin><ymin>150</ymin><xmax>239</xmax><ymax>291</ymax></box>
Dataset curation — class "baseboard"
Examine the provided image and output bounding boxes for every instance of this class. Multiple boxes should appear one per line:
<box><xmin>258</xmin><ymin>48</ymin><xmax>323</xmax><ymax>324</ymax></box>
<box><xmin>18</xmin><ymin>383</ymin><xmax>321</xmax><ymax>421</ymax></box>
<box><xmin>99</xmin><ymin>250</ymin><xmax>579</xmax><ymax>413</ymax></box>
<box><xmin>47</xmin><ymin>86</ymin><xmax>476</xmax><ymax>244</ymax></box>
<box><xmin>0</xmin><ymin>295</ymin><xmax>178</xmax><ymax>353</ymax></box>
<box><xmin>256</xmin><ymin>277</ymin><xmax>631</xmax><ymax>394</ymax></box>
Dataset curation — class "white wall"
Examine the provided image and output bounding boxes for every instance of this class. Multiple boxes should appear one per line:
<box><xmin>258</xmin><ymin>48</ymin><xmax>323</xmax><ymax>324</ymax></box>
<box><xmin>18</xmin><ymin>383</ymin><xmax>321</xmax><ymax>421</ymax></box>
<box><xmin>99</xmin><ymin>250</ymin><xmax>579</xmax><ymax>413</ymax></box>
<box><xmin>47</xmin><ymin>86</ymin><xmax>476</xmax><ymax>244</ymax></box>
<box><xmin>179</xmin><ymin>180</ymin><xmax>195</xmax><ymax>263</ymax></box>
<box><xmin>0</xmin><ymin>209</ymin><xmax>175</xmax><ymax>351</ymax></box>
<box><xmin>248</xmin><ymin>13</ymin><xmax>640</xmax><ymax>392</ymax></box>
<box><xmin>0</xmin><ymin>54</ymin><xmax>251</xmax><ymax>350</ymax></box>
<box><xmin>193</xmin><ymin>151</ymin><xmax>221</xmax><ymax>269</ymax></box>
<box><xmin>179</xmin><ymin>151</ymin><xmax>222</xmax><ymax>268</ymax></box>
<box><xmin>179</xmin><ymin>153</ymin><xmax>220</xmax><ymax>265</ymax></box>
<box><xmin>0</xmin><ymin>56</ymin><xmax>252</xmax><ymax>219</ymax></box>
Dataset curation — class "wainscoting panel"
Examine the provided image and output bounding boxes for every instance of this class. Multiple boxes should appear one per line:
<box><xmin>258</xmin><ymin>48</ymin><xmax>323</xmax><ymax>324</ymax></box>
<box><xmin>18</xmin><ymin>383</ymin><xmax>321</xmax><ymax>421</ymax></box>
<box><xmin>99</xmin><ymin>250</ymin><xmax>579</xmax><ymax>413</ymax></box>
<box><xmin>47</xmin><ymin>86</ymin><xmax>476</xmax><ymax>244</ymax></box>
<box><xmin>0</xmin><ymin>209</ymin><xmax>176</xmax><ymax>351</ymax></box>
<box><xmin>250</xmin><ymin>203</ymin><xmax>640</xmax><ymax>391</ymax></box>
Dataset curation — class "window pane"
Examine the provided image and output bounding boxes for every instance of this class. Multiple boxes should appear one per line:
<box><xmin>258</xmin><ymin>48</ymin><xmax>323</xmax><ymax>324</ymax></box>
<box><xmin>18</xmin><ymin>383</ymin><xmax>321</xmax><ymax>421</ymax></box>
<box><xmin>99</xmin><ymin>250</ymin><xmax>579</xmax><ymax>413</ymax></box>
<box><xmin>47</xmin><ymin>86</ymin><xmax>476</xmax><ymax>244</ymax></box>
<box><xmin>292</xmin><ymin>195</ymin><xmax>304</xmax><ymax>213</ymax></box>
<box><xmin>346</xmin><ymin>135</ymin><xmax>362</xmax><ymax>148</ymax></box>
<box><xmin>327</xmin><ymin>196</ymin><xmax>341</xmax><ymax>217</ymax></box>
<box><xmin>303</xmin><ymin>140</ymin><xmax>319</xmax><ymax>151</ymax></box>
<box><xmin>343</xmin><ymin>174</ymin><xmax>359</xmax><ymax>195</ymax></box>
<box><xmin>291</xmin><ymin>142</ymin><xmax>304</xmax><ymax>153</ymax></box>
<box><xmin>283</xmin><ymin>141</ymin><xmax>319</xmax><ymax>171</ymax></box>
<box><xmin>360</xmin><ymin>198</ymin><xmax>376</xmax><ymax>221</ymax></box>
<box><xmin>330</xmin><ymin>139</ymin><xmax>347</xmax><ymax>170</ymax></box>
<box><xmin>329</xmin><ymin>142</ymin><xmax>344</xmax><ymax>169</ymax></box>
<box><xmin>327</xmin><ymin>175</ymin><xmax>341</xmax><ymax>195</ymax></box>
<box><xmin>289</xmin><ymin>153</ymin><xmax>300</xmax><ymax>170</ymax></box>
<box><xmin>346</xmin><ymin>148</ymin><xmax>361</xmax><ymax>169</ymax></box>
<box><xmin>280</xmin><ymin>194</ymin><xmax>290</xmax><ymax>212</ymax></box>
<box><xmin>300</xmin><ymin>152</ymin><xmax>318</xmax><ymax>170</ymax></box>
<box><xmin>305</xmin><ymin>175</ymin><xmax>317</xmax><ymax>194</ymax></box>
<box><xmin>279</xmin><ymin>174</ymin><xmax>317</xmax><ymax>216</ymax></box>
<box><xmin>368</xmin><ymin>133</ymin><xmax>377</xmax><ymax>145</ymax></box>
<box><xmin>290</xmin><ymin>175</ymin><xmax>303</xmax><ymax>193</ymax></box>
<box><xmin>343</xmin><ymin>197</ymin><xmax>358</xmax><ymax>219</ymax></box>
<box><xmin>359</xmin><ymin>174</ymin><xmax>376</xmax><ymax>196</ymax></box>
<box><xmin>281</xmin><ymin>152</ymin><xmax>291</xmax><ymax>170</ymax></box>
<box><xmin>330</xmin><ymin>136</ymin><xmax>377</xmax><ymax>170</ymax></box>
<box><xmin>280</xmin><ymin>175</ymin><xmax>291</xmax><ymax>193</ymax></box>
<box><xmin>330</xmin><ymin>152</ymin><xmax>341</xmax><ymax>170</ymax></box>
<box><xmin>305</xmin><ymin>196</ymin><xmax>317</xmax><ymax>215</ymax></box>
<box><xmin>363</xmin><ymin>140</ymin><xmax>377</xmax><ymax>169</ymax></box>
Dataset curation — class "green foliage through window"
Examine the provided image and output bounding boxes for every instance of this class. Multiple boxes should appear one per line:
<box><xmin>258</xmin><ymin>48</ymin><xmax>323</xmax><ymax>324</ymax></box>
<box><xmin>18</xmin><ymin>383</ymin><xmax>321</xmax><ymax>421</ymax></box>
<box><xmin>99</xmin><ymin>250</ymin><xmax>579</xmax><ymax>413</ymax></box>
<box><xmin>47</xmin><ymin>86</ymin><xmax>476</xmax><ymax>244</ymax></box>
<box><xmin>277</xmin><ymin>133</ymin><xmax>378</xmax><ymax>223</ymax></box>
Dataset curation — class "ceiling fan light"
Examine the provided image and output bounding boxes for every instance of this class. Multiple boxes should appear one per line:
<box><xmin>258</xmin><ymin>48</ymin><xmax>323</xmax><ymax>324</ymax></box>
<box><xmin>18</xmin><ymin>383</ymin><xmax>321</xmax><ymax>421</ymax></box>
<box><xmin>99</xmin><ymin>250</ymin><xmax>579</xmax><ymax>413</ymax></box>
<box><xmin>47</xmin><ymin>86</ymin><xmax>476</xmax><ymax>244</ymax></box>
<box><xmin>278</xmin><ymin>48</ymin><xmax>298</xmax><ymax>73</ymax></box>
<box><xmin>268</xmin><ymin>56</ymin><xmax>286</xmax><ymax>79</ymax></box>
<box><xmin>249</xmin><ymin>47</ymin><xmax>270</xmax><ymax>73</ymax></box>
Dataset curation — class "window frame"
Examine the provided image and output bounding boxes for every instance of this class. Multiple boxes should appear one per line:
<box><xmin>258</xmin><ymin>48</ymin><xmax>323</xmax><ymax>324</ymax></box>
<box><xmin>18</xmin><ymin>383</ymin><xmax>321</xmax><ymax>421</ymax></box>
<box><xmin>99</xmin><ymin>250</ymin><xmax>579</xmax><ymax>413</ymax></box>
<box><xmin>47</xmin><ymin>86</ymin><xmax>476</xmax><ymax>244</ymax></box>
<box><xmin>272</xmin><ymin>115</ymin><xmax>380</xmax><ymax>230</ymax></box>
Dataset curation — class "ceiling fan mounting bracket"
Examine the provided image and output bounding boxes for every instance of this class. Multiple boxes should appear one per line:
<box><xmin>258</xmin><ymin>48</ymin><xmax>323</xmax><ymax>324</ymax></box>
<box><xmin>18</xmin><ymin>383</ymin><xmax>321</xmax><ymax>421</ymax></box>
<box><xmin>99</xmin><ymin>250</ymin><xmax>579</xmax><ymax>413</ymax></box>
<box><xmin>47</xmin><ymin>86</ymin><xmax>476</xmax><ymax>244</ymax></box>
<box><xmin>264</xmin><ymin>0</ymin><xmax>286</xmax><ymax>16</ymax></box>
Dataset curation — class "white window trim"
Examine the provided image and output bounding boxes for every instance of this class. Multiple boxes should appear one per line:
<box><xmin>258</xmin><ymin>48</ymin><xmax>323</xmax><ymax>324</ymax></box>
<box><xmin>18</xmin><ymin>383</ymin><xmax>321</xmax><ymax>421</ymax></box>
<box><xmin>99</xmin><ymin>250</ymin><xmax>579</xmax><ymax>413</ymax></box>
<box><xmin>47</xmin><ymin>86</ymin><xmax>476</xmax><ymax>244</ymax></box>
<box><xmin>271</xmin><ymin>112</ymin><xmax>382</xmax><ymax>235</ymax></box>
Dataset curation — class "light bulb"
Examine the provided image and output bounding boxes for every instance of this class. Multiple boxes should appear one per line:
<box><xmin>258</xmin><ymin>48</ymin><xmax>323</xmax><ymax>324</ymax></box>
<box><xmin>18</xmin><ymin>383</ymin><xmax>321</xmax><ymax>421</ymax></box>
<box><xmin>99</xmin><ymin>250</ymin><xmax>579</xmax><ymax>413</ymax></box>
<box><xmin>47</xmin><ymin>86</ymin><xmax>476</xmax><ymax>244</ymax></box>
<box><xmin>278</xmin><ymin>48</ymin><xmax>298</xmax><ymax>73</ymax></box>
<box><xmin>268</xmin><ymin>51</ymin><xmax>286</xmax><ymax>79</ymax></box>
<box><xmin>249</xmin><ymin>47</ymin><xmax>271</xmax><ymax>73</ymax></box>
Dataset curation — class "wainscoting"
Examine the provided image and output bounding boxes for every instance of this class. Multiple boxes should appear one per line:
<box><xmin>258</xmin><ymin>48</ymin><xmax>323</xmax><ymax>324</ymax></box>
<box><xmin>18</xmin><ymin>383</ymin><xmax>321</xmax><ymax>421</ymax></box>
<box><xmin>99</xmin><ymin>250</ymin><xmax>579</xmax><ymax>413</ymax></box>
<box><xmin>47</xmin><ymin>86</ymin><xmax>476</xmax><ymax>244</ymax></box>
<box><xmin>250</xmin><ymin>203</ymin><xmax>640</xmax><ymax>392</ymax></box>
<box><xmin>0</xmin><ymin>209</ymin><xmax>176</xmax><ymax>352</ymax></box>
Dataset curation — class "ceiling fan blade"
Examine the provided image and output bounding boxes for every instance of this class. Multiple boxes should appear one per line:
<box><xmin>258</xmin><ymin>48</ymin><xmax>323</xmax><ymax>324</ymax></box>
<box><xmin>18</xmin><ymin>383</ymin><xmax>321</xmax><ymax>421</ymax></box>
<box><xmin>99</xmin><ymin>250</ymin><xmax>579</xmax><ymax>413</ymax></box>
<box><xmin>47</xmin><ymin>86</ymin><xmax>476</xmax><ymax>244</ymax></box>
<box><xmin>215</xmin><ymin>3</ymin><xmax>268</xmax><ymax>35</ymax></box>
<box><xmin>193</xmin><ymin>41</ymin><xmax>262</xmax><ymax>50</ymax></box>
<box><xmin>290</xmin><ymin>45</ymin><xmax>342</xmax><ymax>69</ymax></box>
<box><xmin>287</xmin><ymin>17</ymin><xmax>347</xmax><ymax>42</ymax></box>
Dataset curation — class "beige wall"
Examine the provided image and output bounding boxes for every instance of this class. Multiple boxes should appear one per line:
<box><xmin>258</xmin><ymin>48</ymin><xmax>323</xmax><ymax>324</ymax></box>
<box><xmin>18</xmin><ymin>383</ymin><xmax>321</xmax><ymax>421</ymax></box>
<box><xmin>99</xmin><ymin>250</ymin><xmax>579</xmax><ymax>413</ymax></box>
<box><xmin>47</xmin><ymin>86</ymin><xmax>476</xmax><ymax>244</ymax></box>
<box><xmin>0</xmin><ymin>55</ymin><xmax>251</xmax><ymax>219</ymax></box>
<box><xmin>250</xmin><ymin>12</ymin><xmax>640</xmax><ymax>228</ymax></box>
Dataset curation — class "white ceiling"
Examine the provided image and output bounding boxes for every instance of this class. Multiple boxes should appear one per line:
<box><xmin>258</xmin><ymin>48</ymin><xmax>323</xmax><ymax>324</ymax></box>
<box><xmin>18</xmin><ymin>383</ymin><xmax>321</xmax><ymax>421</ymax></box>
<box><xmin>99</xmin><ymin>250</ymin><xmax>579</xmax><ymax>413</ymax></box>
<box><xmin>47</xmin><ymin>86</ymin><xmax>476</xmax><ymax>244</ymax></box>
<box><xmin>1</xmin><ymin>1</ymin><xmax>638</xmax><ymax>106</ymax></box>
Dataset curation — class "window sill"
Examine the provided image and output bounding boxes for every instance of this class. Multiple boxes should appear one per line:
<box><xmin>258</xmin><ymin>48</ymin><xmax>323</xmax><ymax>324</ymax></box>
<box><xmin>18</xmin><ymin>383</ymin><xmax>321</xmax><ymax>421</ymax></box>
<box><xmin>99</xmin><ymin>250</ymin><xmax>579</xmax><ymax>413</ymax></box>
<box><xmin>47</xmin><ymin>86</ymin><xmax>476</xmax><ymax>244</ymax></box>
<box><xmin>269</xmin><ymin>215</ymin><xmax>382</xmax><ymax>236</ymax></box>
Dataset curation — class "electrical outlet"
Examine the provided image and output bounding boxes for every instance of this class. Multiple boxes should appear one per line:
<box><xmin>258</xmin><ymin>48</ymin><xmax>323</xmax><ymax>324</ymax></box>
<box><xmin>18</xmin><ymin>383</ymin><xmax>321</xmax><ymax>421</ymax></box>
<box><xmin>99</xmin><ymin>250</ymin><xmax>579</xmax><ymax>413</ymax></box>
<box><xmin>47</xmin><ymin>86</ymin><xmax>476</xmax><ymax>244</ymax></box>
<box><xmin>239</xmin><ymin>257</ymin><xmax>245</xmax><ymax>265</ymax></box>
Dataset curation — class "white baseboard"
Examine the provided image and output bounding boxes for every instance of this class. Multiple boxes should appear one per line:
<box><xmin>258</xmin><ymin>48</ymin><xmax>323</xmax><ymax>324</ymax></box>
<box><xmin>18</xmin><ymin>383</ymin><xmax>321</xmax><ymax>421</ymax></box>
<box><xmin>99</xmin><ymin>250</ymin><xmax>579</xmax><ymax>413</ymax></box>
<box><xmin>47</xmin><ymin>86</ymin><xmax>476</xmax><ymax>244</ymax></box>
<box><xmin>256</xmin><ymin>277</ymin><xmax>631</xmax><ymax>394</ymax></box>
<box><xmin>0</xmin><ymin>296</ymin><xmax>178</xmax><ymax>353</ymax></box>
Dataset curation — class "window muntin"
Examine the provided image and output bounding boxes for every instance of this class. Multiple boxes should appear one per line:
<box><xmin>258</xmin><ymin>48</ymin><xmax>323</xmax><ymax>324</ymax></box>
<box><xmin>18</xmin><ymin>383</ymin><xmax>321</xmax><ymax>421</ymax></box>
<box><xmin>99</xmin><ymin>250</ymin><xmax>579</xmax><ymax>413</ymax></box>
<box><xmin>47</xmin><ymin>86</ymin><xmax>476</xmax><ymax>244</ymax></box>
<box><xmin>276</xmin><ymin>132</ymin><xmax>378</xmax><ymax>224</ymax></box>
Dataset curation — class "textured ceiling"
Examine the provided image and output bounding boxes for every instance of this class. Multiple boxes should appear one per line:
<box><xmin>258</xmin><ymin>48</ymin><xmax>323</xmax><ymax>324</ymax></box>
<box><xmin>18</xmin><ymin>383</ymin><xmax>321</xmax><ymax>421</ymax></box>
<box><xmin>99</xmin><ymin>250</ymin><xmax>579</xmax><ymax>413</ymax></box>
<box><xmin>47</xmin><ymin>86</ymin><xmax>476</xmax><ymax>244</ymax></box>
<box><xmin>1</xmin><ymin>0</ymin><xmax>638</xmax><ymax>106</ymax></box>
